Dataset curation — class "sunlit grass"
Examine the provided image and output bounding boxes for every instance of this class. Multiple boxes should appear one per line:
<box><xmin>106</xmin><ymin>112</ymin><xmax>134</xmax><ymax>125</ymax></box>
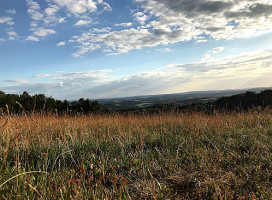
<box><xmin>0</xmin><ymin>110</ymin><xmax>272</xmax><ymax>199</ymax></box>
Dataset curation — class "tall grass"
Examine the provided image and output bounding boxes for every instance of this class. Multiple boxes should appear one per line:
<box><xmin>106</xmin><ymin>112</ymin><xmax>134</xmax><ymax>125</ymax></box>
<box><xmin>0</xmin><ymin>110</ymin><xmax>272</xmax><ymax>199</ymax></box>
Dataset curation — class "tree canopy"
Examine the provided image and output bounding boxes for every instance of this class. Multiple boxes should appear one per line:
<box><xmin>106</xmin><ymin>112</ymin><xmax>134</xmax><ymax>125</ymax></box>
<box><xmin>0</xmin><ymin>91</ymin><xmax>105</xmax><ymax>115</ymax></box>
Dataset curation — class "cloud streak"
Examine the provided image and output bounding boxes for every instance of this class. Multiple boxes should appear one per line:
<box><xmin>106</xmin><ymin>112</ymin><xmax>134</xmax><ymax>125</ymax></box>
<box><xmin>202</xmin><ymin>47</ymin><xmax>225</xmax><ymax>60</ymax></box>
<box><xmin>56</xmin><ymin>41</ymin><xmax>66</xmax><ymax>46</ymax></box>
<box><xmin>6</xmin><ymin>9</ymin><xmax>16</xmax><ymax>14</ymax></box>
<box><xmin>114</xmin><ymin>22</ymin><xmax>133</xmax><ymax>27</ymax></box>
<box><xmin>74</xmin><ymin>19</ymin><xmax>93</xmax><ymax>26</ymax></box>
<box><xmin>2</xmin><ymin>49</ymin><xmax>272</xmax><ymax>99</ymax></box>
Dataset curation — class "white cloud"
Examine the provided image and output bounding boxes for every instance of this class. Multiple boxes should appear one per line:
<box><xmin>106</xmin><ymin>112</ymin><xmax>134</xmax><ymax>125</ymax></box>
<box><xmin>0</xmin><ymin>17</ymin><xmax>14</xmax><ymax>25</ymax></box>
<box><xmin>100</xmin><ymin>1</ymin><xmax>112</xmax><ymax>11</ymax></box>
<box><xmin>5</xmin><ymin>79</ymin><xmax>32</xmax><ymax>84</ymax></box>
<box><xmin>212</xmin><ymin>47</ymin><xmax>225</xmax><ymax>54</ymax></box>
<box><xmin>57</xmin><ymin>41</ymin><xmax>66</xmax><ymax>46</ymax></box>
<box><xmin>27</xmin><ymin>0</ymin><xmax>65</xmax><ymax>27</ymax></box>
<box><xmin>32</xmin><ymin>74</ymin><xmax>53</xmax><ymax>78</ymax></box>
<box><xmin>26</xmin><ymin>0</ymin><xmax>56</xmax><ymax>42</ymax></box>
<box><xmin>156</xmin><ymin>48</ymin><xmax>171</xmax><ymax>52</ymax></box>
<box><xmin>45</xmin><ymin>5</ymin><xmax>59</xmax><ymax>16</ymax></box>
<box><xmin>137</xmin><ymin>0</ymin><xmax>272</xmax><ymax>40</ymax></box>
<box><xmin>74</xmin><ymin>19</ymin><xmax>92</xmax><ymax>26</ymax></box>
<box><xmin>26</xmin><ymin>0</ymin><xmax>111</xmax><ymax>25</ymax></box>
<box><xmin>92</xmin><ymin>27</ymin><xmax>111</xmax><ymax>33</ymax></box>
<box><xmin>43</xmin><ymin>5</ymin><xmax>66</xmax><ymax>25</ymax></box>
<box><xmin>70</xmin><ymin>22</ymin><xmax>199</xmax><ymax>56</ymax></box>
<box><xmin>26</xmin><ymin>0</ymin><xmax>43</xmax><ymax>23</ymax></box>
<box><xmin>201</xmin><ymin>54</ymin><xmax>211</xmax><ymax>61</ymax></box>
<box><xmin>3</xmin><ymin>49</ymin><xmax>272</xmax><ymax>99</ymax></box>
<box><xmin>7</xmin><ymin>31</ymin><xmax>18</xmax><ymax>37</ymax></box>
<box><xmin>114</xmin><ymin>22</ymin><xmax>133</xmax><ymax>27</ymax></box>
<box><xmin>50</xmin><ymin>0</ymin><xmax>111</xmax><ymax>14</ymax></box>
<box><xmin>33</xmin><ymin>28</ymin><xmax>56</xmax><ymax>37</ymax></box>
<box><xmin>70</xmin><ymin>28</ymin><xmax>153</xmax><ymax>56</ymax></box>
<box><xmin>69</xmin><ymin>0</ymin><xmax>272</xmax><ymax>56</ymax></box>
<box><xmin>202</xmin><ymin>46</ymin><xmax>225</xmax><ymax>60</ymax></box>
<box><xmin>196</xmin><ymin>40</ymin><xmax>208</xmax><ymax>43</ymax></box>
<box><xmin>8</xmin><ymin>37</ymin><xmax>16</xmax><ymax>41</ymax></box>
<box><xmin>54</xmin><ymin>70</ymin><xmax>114</xmax><ymax>83</ymax></box>
<box><xmin>26</xmin><ymin>35</ymin><xmax>40</xmax><ymax>41</ymax></box>
<box><xmin>133</xmin><ymin>12</ymin><xmax>149</xmax><ymax>25</ymax></box>
<box><xmin>59</xmin><ymin>17</ymin><xmax>66</xmax><ymax>23</ymax></box>
<box><xmin>6</xmin><ymin>9</ymin><xmax>16</xmax><ymax>14</ymax></box>
<box><xmin>24</xmin><ymin>0</ymin><xmax>112</xmax><ymax>43</ymax></box>
<box><xmin>194</xmin><ymin>36</ymin><xmax>208</xmax><ymax>43</ymax></box>
<box><xmin>1</xmin><ymin>30</ymin><xmax>19</xmax><ymax>42</ymax></box>
<box><xmin>52</xmin><ymin>0</ymin><xmax>97</xmax><ymax>14</ymax></box>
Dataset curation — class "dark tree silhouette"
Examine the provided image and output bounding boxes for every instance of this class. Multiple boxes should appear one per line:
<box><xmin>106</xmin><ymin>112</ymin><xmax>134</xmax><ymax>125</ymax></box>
<box><xmin>0</xmin><ymin>90</ymin><xmax>106</xmax><ymax>115</ymax></box>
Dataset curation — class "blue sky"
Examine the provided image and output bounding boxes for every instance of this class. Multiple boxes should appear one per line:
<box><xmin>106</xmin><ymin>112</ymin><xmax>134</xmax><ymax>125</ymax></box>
<box><xmin>1</xmin><ymin>0</ymin><xmax>272</xmax><ymax>99</ymax></box>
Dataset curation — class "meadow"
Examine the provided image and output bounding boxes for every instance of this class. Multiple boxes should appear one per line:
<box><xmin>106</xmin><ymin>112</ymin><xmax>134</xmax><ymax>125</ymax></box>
<box><xmin>0</xmin><ymin>110</ymin><xmax>272</xmax><ymax>199</ymax></box>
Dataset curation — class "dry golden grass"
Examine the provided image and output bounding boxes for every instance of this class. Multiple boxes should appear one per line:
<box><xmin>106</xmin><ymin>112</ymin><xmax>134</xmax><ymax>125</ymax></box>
<box><xmin>0</xmin><ymin>110</ymin><xmax>272</xmax><ymax>199</ymax></box>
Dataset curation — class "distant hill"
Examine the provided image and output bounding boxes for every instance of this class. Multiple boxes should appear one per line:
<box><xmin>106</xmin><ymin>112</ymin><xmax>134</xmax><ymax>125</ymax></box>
<box><xmin>1</xmin><ymin>87</ymin><xmax>271</xmax><ymax>115</ymax></box>
<box><xmin>213</xmin><ymin>90</ymin><xmax>272</xmax><ymax>111</ymax></box>
<box><xmin>97</xmin><ymin>87</ymin><xmax>272</xmax><ymax>111</ymax></box>
<box><xmin>133</xmin><ymin>89</ymin><xmax>272</xmax><ymax>114</ymax></box>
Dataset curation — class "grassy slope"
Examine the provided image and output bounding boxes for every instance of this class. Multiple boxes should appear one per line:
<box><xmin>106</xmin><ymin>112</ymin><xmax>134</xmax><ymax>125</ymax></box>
<box><xmin>0</xmin><ymin>111</ymin><xmax>272</xmax><ymax>199</ymax></box>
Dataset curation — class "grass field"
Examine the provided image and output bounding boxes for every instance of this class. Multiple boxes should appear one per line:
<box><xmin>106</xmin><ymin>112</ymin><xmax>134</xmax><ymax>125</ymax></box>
<box><xmin>0</xmin><ymin>110</ymin><xmax>272</xmax><ymax>199</ymax></box>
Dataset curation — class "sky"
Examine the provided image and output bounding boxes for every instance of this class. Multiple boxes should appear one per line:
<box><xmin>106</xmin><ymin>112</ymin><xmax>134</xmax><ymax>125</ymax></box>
<box><xmin>0</xmin><ymin>0</ymin><xmax>272</xmax><ymax>100</ymax></box>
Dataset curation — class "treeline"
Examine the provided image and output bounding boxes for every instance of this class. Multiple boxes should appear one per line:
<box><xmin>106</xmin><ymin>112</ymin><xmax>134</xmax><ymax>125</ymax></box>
<box><xmin>185</xmin><ymin>89</ymin><xmax>272</xmax><ymax>113</ymax></box>
<box><xmin>0</xmin><ymin>91</ymin><xmax>105</xmax><ymax>115</ymax></box>
<box><xmin>1</xmin><ymin>89</ymin><xmax>272</xmax><ymax>115</ymax></box>
<box><xmin>212</xmin><ymin>90</ymin><xmax>272</xmax><ymax>110</ymax></box>
<box><xmin>184</xmin><ymin>90</ymin><xmax>272</xmax><ymax>113</ymax></box>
